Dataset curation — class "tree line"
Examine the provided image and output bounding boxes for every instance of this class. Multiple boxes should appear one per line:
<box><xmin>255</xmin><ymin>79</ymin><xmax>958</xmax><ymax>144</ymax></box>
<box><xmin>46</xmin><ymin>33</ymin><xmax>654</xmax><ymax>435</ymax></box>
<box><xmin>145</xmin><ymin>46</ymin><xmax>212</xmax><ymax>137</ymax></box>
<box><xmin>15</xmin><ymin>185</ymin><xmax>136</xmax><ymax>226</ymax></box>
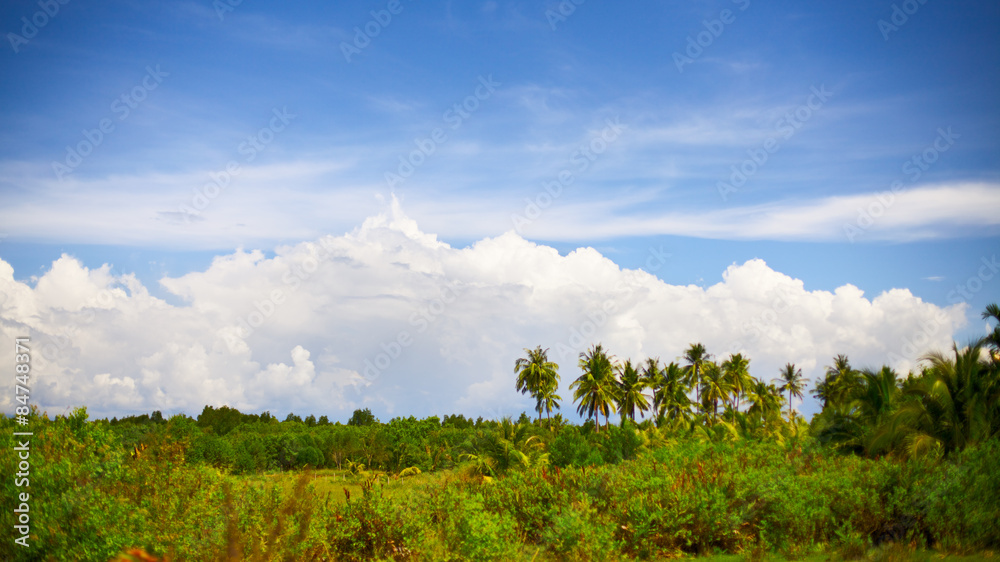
<box><xmin>517</xmin><ymin>342</ymin><xmax>808</xmax><ymax>434</ymax></box>
<box><xmin>94</xmin><ymin>302</ymin><xmax>998</xmax><ymax>476</ymax></box>
<box><xmin>515</xmin><ymin>303</ymin><xmax>1000</xmax><ymax>458</ymax></box>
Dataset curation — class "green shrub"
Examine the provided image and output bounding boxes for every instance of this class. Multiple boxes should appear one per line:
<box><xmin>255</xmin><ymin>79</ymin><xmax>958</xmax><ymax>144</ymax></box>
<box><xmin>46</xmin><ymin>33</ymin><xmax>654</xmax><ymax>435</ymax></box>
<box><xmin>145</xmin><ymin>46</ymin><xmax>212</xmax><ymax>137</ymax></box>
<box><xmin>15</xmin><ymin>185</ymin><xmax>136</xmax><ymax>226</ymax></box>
<box><xmin>919</xmin><ymin>438</ymin><xmax>1000</xmax><ymax>551</ymax></box>
<box><xmin>550</xmin><ymin>429</ymin><xmax>602</xmax><ymax>468</ymax></box>
<box><xmin>295</xmin><ymin>446</ymin><xmax>323</xmax><ymax>468</ymax></box>
<box><xmin>331</xmin><ymin>481</ymin><xmax>413</xmax><ymax>560</ymax></box>
<box><xmin>453</xmin><ymin>494</ymin><xmax>520</xmax><ymax>561</ymax></box>
<box><xmin>542</xmin><ymin>497</ymin><xmax>618</xmax><ymax>561</ymax></box>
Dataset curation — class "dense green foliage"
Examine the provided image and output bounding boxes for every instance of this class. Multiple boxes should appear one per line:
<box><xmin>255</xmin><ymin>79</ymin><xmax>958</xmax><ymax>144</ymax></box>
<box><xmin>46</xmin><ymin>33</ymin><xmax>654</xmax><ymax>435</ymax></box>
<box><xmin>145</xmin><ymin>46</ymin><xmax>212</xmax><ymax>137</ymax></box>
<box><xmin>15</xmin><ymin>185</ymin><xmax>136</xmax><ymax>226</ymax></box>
<box><xmin>810</xmin><ymin>339</ymin><xmax>1000</xmax><ymax>460</ymax></box>
<box><xmin>2</xmin><ymin>408</ymin><xmax>998</xmax><ymax>561</ymax></box>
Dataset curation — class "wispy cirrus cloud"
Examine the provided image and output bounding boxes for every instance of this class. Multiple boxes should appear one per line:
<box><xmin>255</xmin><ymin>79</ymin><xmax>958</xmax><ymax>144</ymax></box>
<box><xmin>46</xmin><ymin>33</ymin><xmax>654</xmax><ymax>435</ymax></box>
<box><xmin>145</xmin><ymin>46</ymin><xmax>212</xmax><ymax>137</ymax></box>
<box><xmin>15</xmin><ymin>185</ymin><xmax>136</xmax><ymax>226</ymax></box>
<box><xmin>509</xmin><ymin>182</ymin><xmax>1000</xmax><ymax>242</ymax></box>
<box><xmin>0</xmin><ymin>144</ymin><xmax>996</xmax><ymax>252</ymax></box>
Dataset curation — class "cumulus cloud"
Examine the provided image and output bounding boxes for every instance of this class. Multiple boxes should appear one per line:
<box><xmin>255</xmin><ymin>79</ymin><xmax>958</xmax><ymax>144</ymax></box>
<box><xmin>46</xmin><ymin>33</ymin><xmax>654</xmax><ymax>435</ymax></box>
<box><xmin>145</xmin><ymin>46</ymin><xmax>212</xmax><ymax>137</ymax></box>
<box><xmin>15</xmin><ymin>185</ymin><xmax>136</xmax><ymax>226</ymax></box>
<box><xmin>0</xmin><ymin>201</ymin><xmax>968</xmax><ymax>421</ymax></box>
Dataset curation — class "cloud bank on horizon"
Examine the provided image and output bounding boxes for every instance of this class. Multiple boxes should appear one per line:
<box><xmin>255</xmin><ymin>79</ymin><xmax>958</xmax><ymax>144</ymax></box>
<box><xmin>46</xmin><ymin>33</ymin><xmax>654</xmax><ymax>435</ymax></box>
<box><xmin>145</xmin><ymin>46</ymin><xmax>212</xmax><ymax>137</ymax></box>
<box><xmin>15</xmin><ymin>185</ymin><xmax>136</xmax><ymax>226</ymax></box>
<box><xmin>0</xmin><ymin>202</ymin><xmax>969</xmax><ymax>421</ymax></box>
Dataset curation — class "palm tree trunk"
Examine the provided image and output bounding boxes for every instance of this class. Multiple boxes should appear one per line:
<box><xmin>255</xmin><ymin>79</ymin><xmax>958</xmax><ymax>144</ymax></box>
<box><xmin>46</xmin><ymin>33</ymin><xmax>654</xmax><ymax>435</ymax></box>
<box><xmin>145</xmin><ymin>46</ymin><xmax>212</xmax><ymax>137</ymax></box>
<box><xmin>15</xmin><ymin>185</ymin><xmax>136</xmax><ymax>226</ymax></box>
<box><xmin>694</xmin><ymin>369</ymin><xmax>700</xmax><ymax>408</ymax></box>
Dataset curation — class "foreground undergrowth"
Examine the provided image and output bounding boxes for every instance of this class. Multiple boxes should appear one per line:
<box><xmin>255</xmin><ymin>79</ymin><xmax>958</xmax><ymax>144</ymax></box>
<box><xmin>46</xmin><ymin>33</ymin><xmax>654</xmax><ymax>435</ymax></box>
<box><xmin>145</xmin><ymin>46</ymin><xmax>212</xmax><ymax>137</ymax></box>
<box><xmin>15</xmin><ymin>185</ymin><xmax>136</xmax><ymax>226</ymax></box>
<box><xmin>2</xmin><ymin>409</ymin><xmax>997</xmax><ymax>561</ymax></box>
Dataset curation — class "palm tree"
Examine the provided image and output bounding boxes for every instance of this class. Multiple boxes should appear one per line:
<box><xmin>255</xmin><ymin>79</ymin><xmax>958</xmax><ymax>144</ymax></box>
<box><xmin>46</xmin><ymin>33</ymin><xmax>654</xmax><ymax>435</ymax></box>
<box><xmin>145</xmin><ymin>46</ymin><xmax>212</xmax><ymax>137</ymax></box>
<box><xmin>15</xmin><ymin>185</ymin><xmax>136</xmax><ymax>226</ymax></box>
<box><xmin>774</xmin><ymin>363</ymin><xmax>806</xmax><ymax>422</ymax></box>
<box><xmin>538</xmin><ymin>379</ymin><xmax>562</xmax><ymax>424</ymax></box>
<box><xmin>683</xmin><ymin>343</ymin><xmax>710</xmax><ymax>415</ymax></box>
<box><xmin>983</xmin><ymin>303</ymin><xmax>1000</xmax><ymax>362</ymax></box>
<box><xmin>872</xmin><ymin>340</ymin><xmax>999</xmax><ymax>458</ymax></box>
<box><xmin>651</xmin><ymin>361</ymin><xmax>692</xmax><ymax>426</ymax></box>
<box><xmin>463</xmin><ymin>417</ymin><xmax>547</xmax><ymax>476</ymax></box>
<box><xmin>570</xmin><ymin>344</ymin><xmax>619</xmax><ymax>432</ymax></box>
<box><xmin>746</xmin><ymin>380</ymin><xmax>783</xmax><ymax>421</ymax></box>
<box><xmin>813</xmin><ymin>354</ymin><xmax>857</xmax><ymax>409</ymax></box>
<box><xmin>640</xmin><ymin>357</ymin><xmax>662</xmax><ymax>389</ymax></box>
<box><xmin>813</xmin><ymin>365</ymin><xmax>901</xmax><ymax>454</ymax></box>
<box><xmin>514</xmin><ymin>346</ymin><xmax>560</xmax><ymax>422</ymax></box>
<box><xmin>856</xmin><ymin>366</ymin><xmax>901</xmax><ymax>423</ymax></box>
<box><xmin>700</xmin><ymin>362</ymin><xmax>731</xmax><ymax>424</ymax></box>
<box><xmin>617</xmin><ymin>359</ymin><xmax>651</xmax><ymax>422</ymax></box>
<box><xmin>721</xmin><ymin>353</ymin><xmax>752</xmax><ymax>418</ymax></box>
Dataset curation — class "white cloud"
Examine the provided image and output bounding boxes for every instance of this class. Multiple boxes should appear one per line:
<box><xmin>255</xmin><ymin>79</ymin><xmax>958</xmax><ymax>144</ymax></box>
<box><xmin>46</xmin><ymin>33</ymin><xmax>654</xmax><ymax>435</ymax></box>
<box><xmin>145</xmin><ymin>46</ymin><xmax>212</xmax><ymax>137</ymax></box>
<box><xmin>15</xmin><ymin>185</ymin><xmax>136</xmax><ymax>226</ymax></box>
<box><xmin>509</xmin><ymin>182</ymin><xmax>1000</xmax><ymax>242</ymax></box>
<box><xmin>0</xmin><ymin>201</ymin><xmax>968</xmax><ymax>420</ymax></box>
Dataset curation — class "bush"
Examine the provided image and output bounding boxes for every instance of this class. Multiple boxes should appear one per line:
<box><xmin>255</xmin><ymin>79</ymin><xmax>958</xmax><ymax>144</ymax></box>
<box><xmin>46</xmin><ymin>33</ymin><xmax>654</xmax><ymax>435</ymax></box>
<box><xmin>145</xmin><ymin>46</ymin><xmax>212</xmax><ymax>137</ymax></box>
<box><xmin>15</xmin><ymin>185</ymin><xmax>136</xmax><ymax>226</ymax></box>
<box><xmin>919</xmin><ymin>438</ymin><xmax>1000</xmax><ymax>551</ymax></box>
<box><xmin>550</xmin><ymin>429</ymin><xmax>602</xmax><ymax>468</ymax></box>
<box><xmin>296</xmin><ymin>446</ymin><xmax>324</xmax><ymax>468</ymax></box>
<box><xmin>542</xmin><ymin>497</ymin><xmax>618</xmax><ymax>561</ymax></box>
<box><xmin>452</xmin><ymin>494</ymin><xmax>520</xmax><ymax>561</ymax></box>
<box><xmin>599</xmin><ymin>424</ymin><xmax>642</xmax><ymax>464</ymax></box>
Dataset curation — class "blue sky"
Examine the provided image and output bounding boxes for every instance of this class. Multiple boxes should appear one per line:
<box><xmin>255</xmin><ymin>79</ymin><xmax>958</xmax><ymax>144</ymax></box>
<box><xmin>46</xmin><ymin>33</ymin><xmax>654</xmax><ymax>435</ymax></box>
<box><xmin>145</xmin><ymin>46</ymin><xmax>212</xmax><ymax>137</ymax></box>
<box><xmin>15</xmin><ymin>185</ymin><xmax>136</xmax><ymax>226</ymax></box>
<box><xmin>0</xmin><ymin>0</ymin><xmax>998</xmax><ymax>421</ymax></box>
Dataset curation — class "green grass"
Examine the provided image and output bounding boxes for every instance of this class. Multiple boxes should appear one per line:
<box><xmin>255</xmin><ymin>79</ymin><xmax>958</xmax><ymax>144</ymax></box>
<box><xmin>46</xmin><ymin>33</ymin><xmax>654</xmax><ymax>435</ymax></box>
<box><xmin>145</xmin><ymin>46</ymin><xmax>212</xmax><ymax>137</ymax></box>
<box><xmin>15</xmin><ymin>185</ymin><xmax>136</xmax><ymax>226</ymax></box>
<box><xmin>241</xmin><ymin>466</ymin><xmax>461</xmax><ymax>507</ymax></box>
